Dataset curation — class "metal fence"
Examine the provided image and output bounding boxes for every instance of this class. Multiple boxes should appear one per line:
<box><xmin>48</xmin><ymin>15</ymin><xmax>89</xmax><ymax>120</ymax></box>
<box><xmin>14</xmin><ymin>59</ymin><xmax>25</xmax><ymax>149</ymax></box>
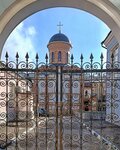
<box><xmin>0</xmin><ymin>52</ymin><xmax>120</xmax><ymax>150</ymax></box>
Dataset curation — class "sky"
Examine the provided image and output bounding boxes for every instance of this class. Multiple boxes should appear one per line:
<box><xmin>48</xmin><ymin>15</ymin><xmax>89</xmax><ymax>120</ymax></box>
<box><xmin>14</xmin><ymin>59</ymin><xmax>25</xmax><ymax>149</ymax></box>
<box><xmin>2</xmin><ymin>7</ymin><xmax>110</xmax><ymax>63</ymax></box>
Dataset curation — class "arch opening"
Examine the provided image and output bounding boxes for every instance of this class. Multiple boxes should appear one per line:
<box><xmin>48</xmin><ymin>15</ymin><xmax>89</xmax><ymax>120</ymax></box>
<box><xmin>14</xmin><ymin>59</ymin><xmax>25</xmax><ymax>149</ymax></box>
<box><xmin>2</xmin><ymin>7</ymin><xmax>110</xmax><ymax>63</ymax></box>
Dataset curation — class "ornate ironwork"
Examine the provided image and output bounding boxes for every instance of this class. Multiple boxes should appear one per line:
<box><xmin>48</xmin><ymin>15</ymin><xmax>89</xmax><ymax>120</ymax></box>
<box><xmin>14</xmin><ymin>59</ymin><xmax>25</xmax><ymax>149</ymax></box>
<box><xmin>0</xmin><ymin>52</ymin><xmax>120</xmax><ymax>150</ymax></box>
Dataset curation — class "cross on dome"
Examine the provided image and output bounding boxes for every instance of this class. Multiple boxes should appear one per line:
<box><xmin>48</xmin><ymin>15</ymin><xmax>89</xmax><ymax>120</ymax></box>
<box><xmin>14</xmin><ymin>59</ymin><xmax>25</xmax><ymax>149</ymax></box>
<box><xmin>57</xmin><ymin>22</ymin><xmax>63</xmax><ymax>33</ymax></box>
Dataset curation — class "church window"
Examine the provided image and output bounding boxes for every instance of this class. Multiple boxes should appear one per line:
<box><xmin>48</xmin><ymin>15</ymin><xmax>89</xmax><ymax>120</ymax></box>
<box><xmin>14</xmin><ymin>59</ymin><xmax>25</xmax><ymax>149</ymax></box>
<box><xmin>66</xmin><ymin>52</ymin><xmax>68</xmax><ymax>63</ymax></box>
<box><xmin>52</xmin><ymin>52</ymin><xmax>54</xmax><ymax>62</ymax></box>
<box><xmin>58</xmin><ymin>51</ymin><xmax>62</xmax><ymax>61</ymax></box>
<box><xmin>66</xmin><ymin>52</ymin><xmax>70</xmax><ymax>63</ymax></box>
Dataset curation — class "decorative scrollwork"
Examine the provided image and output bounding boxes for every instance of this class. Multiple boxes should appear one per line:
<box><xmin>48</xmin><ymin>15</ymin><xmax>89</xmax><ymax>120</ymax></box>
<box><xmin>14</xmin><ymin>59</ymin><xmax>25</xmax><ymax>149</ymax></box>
<box><xmin>112</xmin><ymin>113</ymin><xmax>119</xmax><ymax>121</ymax></box>
<box><xmin>19</xmin><ymin>140</ymin><xmax>26</xmax><ymax>147</ymax></box>
<box><xmin>28</xmin><ymin>62</ymin><xmax>36</xmax><ymax>69</ymax></box>
<box><xmin>64</xmin><ymin>82</ymin><xmax>70</xmax><ymax>89</ymax></box>
<box><xmin>40</xmin><ymin>81</ymin><xmax>45</xmax><ymax>88</ymax></box>
<box><xmin>0</xmin><ymin>92</ymin><xmax>6</xmax><ymax>99</ymax></box>
<box><xmin>27</xmin><ymin>133</ymin><xmax>34</xmax><ymax>141</ymax></box>
<box><xmin>8</xmin><ymin>133</ymin><xmax>15</xmax><ymax>140</ymax></box>
<box><xmin>48</xmin><ymin>81</ymin><xmax>54</xmax><ymax>88</ymax></box>
<box><xmin>18</xmin><ymin>100</ymin><xmax>26</xmax><ymax>108</ymax></box>
<box><xmin>19</xmin><ymin>62</ymin><xmax>26</xmax><ymax>69</ymax></box>
<box><xmin>19</xmin><ymin>133</ymin><xmax>26</xmax><ymax>140</ymax></box>
<box><xmin>0</xmin><ymin>133</ymin><xmax>6</xmax><ymax>140</ymax></box>
<box><xmin>113</xmin><ymin>102</ymin><xmax>119</xmax><ymax>108</ymax></box>
<box><xmin>8</xmin><ymin>61</ymin><xmax>16</xmax><ymax>69</ymax></box>
<box><xmin>93</xmin><ymin>62</ymin><xmax>100</xmax><ymax>70</ymax></box>
<box><xmin>0</xmin><ymin>100</ymin><xmax>6</xmax><ymax>107</ymax></box>
<box><xmin>8</xmin><ymin>92</ymin><xmax>16</xmax><ymax>99</ymax></box>
<box><xmin>0</xmin><ymin>80</ymin><xmax>6</xmax><ymax>87</ymax></box>
<box><xmin>113</xmin><ymin>62</ymin><xmax>120</xmax><ymax>69</ymax></box>
<box><xmin>8</xmin><ymin>100</ymin><xmax>15</xmax><ymax>108</ymax></box>
<box><xmin>106</xmin><ymin>62</ymin><xmax>111</xmax><ymax>69</ymax></box>
<box><xmin>73</xmin><ymin>94</ymin><xmax>79</xmax><ymax>100</ymax></box>
<box><xmin>18</xmin><ymin>111</ymin><xmax>26</xmax><ymax>120</ymax></box>
<box><xmin>73</xmin><ymin>81</ymin><xmax>79</xmax><ymax>88</ymax></box>
<box><xmin>1</xmin><ymin>54</ymin><xmax>120</xmax><ymax>149</ymax></box>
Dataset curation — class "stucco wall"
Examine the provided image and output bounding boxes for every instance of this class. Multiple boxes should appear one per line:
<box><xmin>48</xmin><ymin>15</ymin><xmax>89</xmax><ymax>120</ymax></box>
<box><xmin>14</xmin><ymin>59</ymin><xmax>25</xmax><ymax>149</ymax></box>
<box><xmin>0</xmin><ymin>0</ymin><xmax>15</xmax><ymax>15</ymax></box>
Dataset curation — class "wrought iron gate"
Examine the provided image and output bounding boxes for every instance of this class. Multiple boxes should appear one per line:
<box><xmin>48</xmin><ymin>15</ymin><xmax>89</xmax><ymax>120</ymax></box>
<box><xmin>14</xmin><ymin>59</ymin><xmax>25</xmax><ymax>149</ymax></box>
<box><xmin>0</xmin><ymin>52</ymin><xmax>120</xmax><ymax>150</ymax></box>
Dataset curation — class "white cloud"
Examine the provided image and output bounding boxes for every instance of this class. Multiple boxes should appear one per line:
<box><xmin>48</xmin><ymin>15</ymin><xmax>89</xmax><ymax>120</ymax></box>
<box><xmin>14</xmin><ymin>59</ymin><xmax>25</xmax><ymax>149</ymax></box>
<box><xmin>27</xmin><ymin>26</ymin><xmax>37</xmax><ymax>36</ymax></box>
<box><xmin>2</xmin><ymin>22</ymin><xmax>37</xmax><ymax>62</ymax></box>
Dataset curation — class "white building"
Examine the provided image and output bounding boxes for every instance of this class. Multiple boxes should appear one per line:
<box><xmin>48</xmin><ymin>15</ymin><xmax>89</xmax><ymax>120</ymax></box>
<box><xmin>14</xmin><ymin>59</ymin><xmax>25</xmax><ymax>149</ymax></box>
<box><xmin>0</xmin><ymin>62</ymin><xmax>34</xmax><ymax>122</ymax></box>
<box><xmin>102</xmin><ymin>31</ymin><xmax>120</xmax><ymax>126</ymax></box>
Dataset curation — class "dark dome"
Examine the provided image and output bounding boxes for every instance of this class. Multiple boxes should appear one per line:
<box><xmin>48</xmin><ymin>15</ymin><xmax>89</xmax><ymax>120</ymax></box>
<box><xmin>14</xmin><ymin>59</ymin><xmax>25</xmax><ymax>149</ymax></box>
<box><xmin>49</xmin><ymin>33</ymin><xmax>70</xmax><ymax>43</ymax></box>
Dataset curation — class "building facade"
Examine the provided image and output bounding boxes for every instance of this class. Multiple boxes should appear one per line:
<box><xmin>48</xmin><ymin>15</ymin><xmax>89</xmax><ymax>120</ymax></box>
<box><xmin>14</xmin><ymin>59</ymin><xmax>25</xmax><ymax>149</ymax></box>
<box><xmin>102</xmin><ymin>31</ymin><xmax>120</xmax><ymax>126</ymax></box>
<box><xmin>0</xmin><ymin>62</ymin><xmax>34</xmax><ymax>121</ymax></box>
<box><xmin>33</xmin><ymin>30</ymin><xmax>105</xmax><ymax>116</ymax></box>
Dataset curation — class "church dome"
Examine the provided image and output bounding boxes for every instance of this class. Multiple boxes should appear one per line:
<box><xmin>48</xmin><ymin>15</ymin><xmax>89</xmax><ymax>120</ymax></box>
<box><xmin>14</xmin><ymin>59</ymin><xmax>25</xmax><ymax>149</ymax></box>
<box><xmin>49</xmin><ymin>33</ymin><xmax>70</xmax><ymax>43</ymax></box>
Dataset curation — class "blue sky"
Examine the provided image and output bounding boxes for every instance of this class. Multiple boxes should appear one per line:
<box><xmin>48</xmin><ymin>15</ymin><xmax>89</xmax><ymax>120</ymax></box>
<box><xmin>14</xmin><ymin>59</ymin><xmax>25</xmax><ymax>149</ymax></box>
<box><xmin>2</xmin><ymin>7</ymin><xmax>110</xmax><ymax>63</ymax></box>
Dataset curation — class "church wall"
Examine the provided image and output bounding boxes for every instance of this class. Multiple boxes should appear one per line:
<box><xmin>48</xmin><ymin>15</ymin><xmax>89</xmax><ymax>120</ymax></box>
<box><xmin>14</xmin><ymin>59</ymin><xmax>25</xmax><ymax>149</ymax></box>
<box><xmin>48</xmin><ymin>42</ymin><xmax>71</xmax><ymax>64</ymax></box>
<box><xmin>35</xmin><ymin>68</ymin><xmax>98</xmax><ymax>116</ymax></box>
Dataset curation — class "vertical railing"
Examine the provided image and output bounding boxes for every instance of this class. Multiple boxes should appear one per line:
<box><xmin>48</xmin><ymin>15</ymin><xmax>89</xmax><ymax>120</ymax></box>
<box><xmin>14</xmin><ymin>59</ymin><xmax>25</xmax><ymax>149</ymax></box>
<box><xmin>55</xmin><ymin>66</ymin><xmax>59</xmax><ymax>150</ymax></box>
<box><xmin>45</xmin><ymin>54</ymin><xmax>48</xmax><ymax>150</ymax></box>
<box><xmin>15</xmin><ymin>52</ymin><xmax>19</xmax><ymax>150</ymax></box>
<box><xmin>110</xmin><ymin>53</ymin><xmax>115</xmax><ymax>148</ymax></box>
<box><xmin>100</xmin><ymin>53</ymin><xmax>104</xmax><ymax>149</ymax></box>
<box><xmin>25</xmin><ymin>53</ymin><xmax>29</xmax><ymax>150</ymax></box>
<box><xmin>1</xmin><ymin>52</ymin><xmax>120</xmax><ymax>149</ymax></box>
<box><xmin>70</xmin><ymin>54</ymin><xmax>73</xmax><ymax>150</ymax></box>
<box><xmin>60</xmin><ymin>66</ymin><xmax>63</xmax><ymax>150</ymax></box>
<box><xmin>35</xmin><ymin>53</ymin><xmax>39</xmax><ymax>150</ymax></box>
<box><xmin>90</xmin><ymin>53</ymin><xmax>94</xmax><ymax>147</ymax></box>
<box><xmin>5</xmin><ymin>52</ymin><xmax>8</xmax><ymax>150</ymax></box>
<box><xmin>80</xmin><ymin>54</ymin><xmax>84</xmax><ymax>150</ymax></box>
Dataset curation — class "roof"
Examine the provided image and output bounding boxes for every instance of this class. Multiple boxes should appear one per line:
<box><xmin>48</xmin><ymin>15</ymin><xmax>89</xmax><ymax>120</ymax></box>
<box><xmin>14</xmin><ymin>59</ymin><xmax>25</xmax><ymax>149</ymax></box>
<box><xmin>49</xmin><ymin>33</ymin><xmax>70</xmax><ymax>43</ymax></box>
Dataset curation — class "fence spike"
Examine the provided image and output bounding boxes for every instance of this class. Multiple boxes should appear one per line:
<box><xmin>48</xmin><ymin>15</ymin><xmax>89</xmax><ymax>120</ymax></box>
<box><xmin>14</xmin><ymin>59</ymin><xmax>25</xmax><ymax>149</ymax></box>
<box><xmin>111</xmin><ymin>53</ymin><xmax>114</xmax><ymax>66</ymax></box>
<box><xmin>71</xmin><ymin>54</ymin><xmax>74</xmax><ymax>60</ymax></box>
<box><xmin>80</xmin><ymin>54</ymin><xmax>83</xmax><ymax>60</ymax></box>
<box><xmin>71</xmin><ymin>54</ymin><xmax>74</xmax><ymax>65</ymax></box>
<box><xmin>5</xmin><ymin>52</ymin><xmax>8</xmax><ymax>58</ymax></box>
<box><xmin>25</xmin><ymin>53</ymin><xmax>29</xmax><ymax>59</ymax></box>
<box><xmin>90</xmin><ymin>53</ymin><xmax>94</xmax><ymax>60</ymax></box>
<box><xmin>16</xmin><ymin>52</ymin><xmax>19</xmax><ymax>59</ymax></box>
<box><xmin>45</xmin><ymin>53</ymin><xmax>48</xmax><ymax>60</ymax></box>
<box><xmin>100</xmin><ymin>53</ymin><xmax>104</xmax><ymax>61</ymax></box>
<box><xmin>45</xmin><ymin>53</ymin><xmax>48</xmax><ymax>64</ymax></box>
<box><xmin>111</xmin><ymin>53</ymin><xmax>114</xmax><ymax>60</ymax></box>
<box><xmin>36</xmin><ymin>53</ymin><xmax>39</xmax><ymax>60</ymax></box>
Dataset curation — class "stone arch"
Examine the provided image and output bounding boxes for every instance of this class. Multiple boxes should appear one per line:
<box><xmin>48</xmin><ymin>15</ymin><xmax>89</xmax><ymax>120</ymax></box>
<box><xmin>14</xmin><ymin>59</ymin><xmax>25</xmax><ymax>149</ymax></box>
<box><xmin>0</xmin><ymin>0</ymin><xmax>120</xmax><ymax>57</ymax></box>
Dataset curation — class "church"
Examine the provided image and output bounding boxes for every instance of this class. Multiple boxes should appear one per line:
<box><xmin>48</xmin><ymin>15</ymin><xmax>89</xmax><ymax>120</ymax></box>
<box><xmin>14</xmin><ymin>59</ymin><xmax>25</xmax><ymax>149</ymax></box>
<box><xmin>0</xmin><ymin>24</ymin><xmax>105</xmax><ymax>122</ymax></box>
<box><xmin>33</xmin><ymin>25</ymin><xmax>103</xmax><ymax>116</ymax></box>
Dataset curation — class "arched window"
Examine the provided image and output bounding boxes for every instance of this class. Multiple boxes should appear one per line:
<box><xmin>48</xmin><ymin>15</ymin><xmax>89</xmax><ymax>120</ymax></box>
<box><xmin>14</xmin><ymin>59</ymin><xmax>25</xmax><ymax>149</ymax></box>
<box><xmin>66</xmin><ymin>52</ymin><xmax>68</xmax><ymax>63</ymax></box>
<box><xmin>51</xmin><ymin>52</ymin><xmax>54</xmax><ymax>62</ymax></box>
<box><xmin>58</xmin><ymin>51</ymin><xmax>61</xmax><ymax>61</ymax></box>
<box><xmin>66</xmin><ymin>52</ymin><xmax>70</xmax><ymax>63</ymax></box>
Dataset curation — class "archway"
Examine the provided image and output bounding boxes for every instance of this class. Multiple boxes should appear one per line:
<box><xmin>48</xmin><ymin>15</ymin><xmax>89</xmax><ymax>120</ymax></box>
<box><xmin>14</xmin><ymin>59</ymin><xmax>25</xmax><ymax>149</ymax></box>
<box><xmin>0</xmin><ymin>0</ymin><xmax>120</xmax><ymax>57</ymax></box>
